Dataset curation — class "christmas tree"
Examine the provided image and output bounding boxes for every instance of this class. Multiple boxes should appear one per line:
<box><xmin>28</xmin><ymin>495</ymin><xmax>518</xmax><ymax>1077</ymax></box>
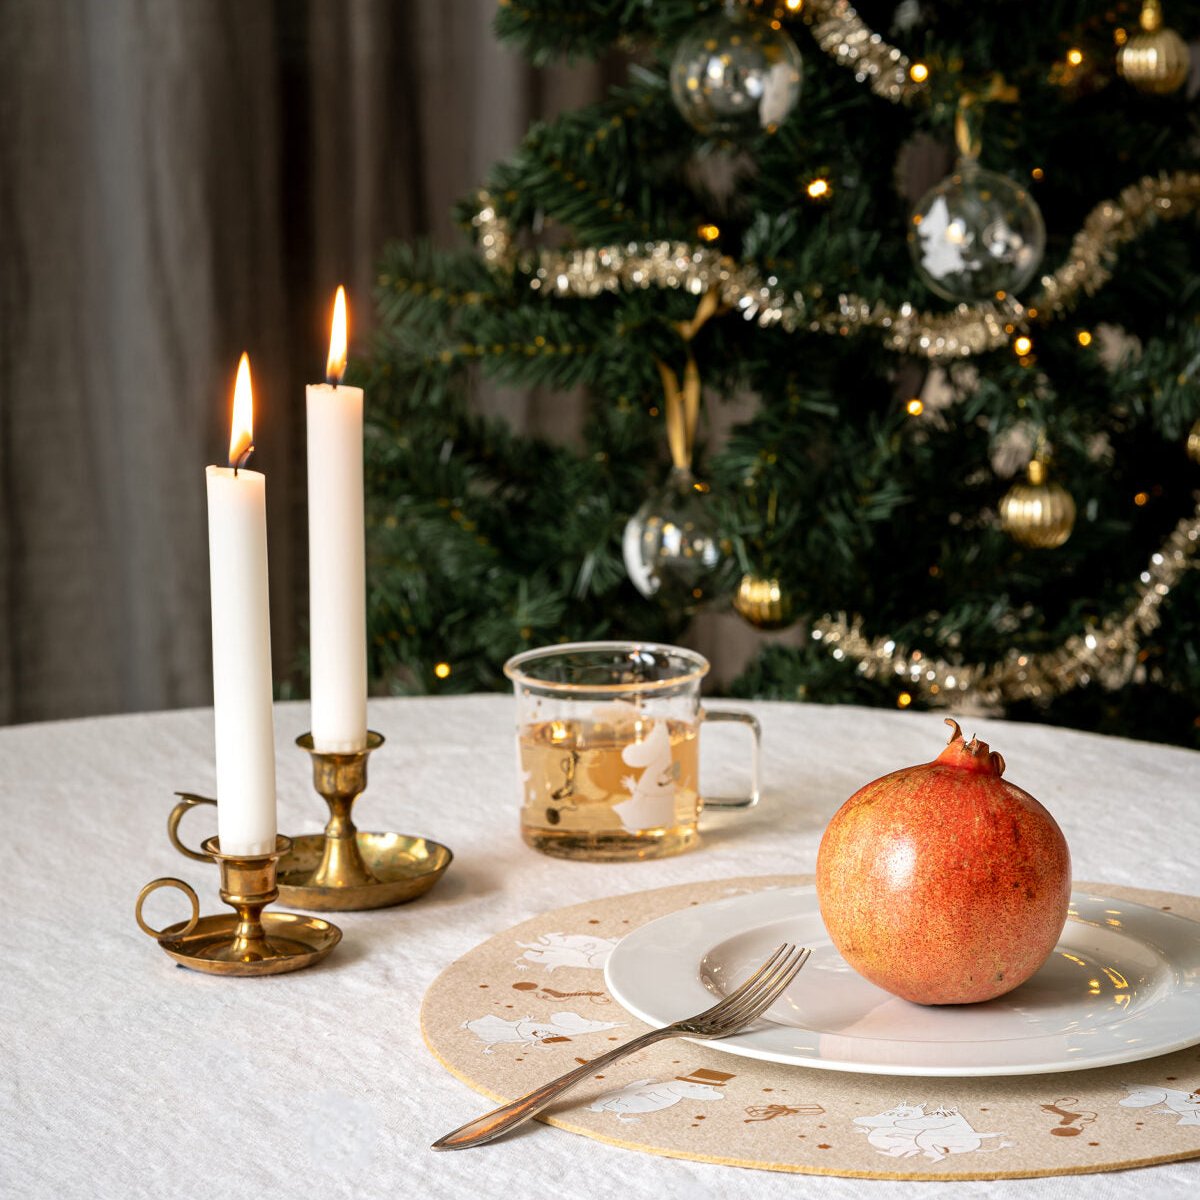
<box><xmin>361</xmin><ymin>0</ymin><xmax>1200</xmax><ymax>748</ymax></box>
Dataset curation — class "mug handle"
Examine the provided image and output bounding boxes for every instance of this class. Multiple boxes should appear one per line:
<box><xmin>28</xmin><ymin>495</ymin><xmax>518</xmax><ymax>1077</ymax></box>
<box><xmin>699</xmin><ymin>706</ymin><xmax>761</xmax><ymax>809</ymax></box>
<box><xmin>135</xmin><ymin>877</ymin><xmax>201</xmax><ymax>940</ymax></box>
<box><xmin>169</xmin><ymin>793</ymin><xmax>218</xmax><ymax>862</ymax></box>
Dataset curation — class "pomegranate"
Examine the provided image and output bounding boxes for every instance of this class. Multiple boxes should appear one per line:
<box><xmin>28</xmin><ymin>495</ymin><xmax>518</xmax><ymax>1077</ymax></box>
<box><xmin>815</xmin><ymin>719</ymin><xmax>1070</xmax><ymax>1005</ymax></box>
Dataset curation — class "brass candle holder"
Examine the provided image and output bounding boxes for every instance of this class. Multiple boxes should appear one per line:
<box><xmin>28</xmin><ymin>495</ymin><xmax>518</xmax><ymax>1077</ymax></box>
<box><xmin>167</xmin><ymin>731</ymin><xmax>452</xmax><ymax>912</ymax></box>
<box><xmin>135</xmin><ymin>835</ymin><xmax>341</xmax><ymax>976</ymax></box>
<box><xmin>279</xmin><ymin>731</ymin><xmax>452</xmax><ymax>911</ymax></box>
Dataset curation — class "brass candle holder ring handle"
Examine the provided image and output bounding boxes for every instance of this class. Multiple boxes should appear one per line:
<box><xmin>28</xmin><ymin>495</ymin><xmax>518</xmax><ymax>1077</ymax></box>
<box><xmin>135</xmin><ymin>877</ymin><xmax>201</xmax><ymax>939</ymax></box>
<box><xmin>136</xmin><ymin>833</ymin><xmax>342</xmax><ymax>976</ymax></box>
<box><xmin>168</xmin><ymin>793</ymin><xmax>218</xmax><ymax>862</ymax></box>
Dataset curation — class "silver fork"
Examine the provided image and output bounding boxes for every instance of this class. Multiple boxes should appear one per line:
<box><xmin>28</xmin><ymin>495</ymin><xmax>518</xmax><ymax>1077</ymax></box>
<box><xmin>431</xmin><ymin>942</ymin><xmax>810</xmax><ymax>1150</ymax></box>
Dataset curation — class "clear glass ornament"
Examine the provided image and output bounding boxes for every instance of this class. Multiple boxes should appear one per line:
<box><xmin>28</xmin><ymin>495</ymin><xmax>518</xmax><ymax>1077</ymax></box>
<box><xmin>908</xmin><ymin>160</ymin><xmax>1046</xmax><ymax>303</ymax></box>
<box><xmin>669</xmin><ymin>4</ymin><xmax>803</xmax><ymax>138</ymax></box>
<box><xmin>622</xmin><ymin>468</ymin><xmax>726</xmax><ymax>604</ymax></box>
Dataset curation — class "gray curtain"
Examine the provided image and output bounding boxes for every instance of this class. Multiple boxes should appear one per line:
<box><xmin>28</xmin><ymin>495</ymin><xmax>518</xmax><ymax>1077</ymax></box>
<box><xmin>0</xmin><ymin>0</ymin><xmax>617</xmax><ymax>724</ymax></box>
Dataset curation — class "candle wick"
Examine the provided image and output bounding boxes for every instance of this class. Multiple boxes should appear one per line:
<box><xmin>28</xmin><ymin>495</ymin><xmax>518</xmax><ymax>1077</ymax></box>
<box><xmin>325</xmin><ymin>373</ymin><xmax>341</xmax><ymax>388</ymax></box>
<box><xmin>233</xmin><ymin>443</ymin><xmax>255</xmax><ymax>475</ymax></box>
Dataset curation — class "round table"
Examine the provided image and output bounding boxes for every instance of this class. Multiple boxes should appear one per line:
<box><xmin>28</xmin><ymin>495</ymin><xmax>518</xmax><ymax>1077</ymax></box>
<box><xmin>4</xmin><ymin>696</ymin><xmax>1197</xmax><ymax>1199</ymax></box>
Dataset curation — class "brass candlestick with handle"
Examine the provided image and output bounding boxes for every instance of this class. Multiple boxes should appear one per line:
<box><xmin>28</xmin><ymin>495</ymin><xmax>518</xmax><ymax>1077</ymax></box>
<box><xmin>135</xmin><ymin>834</ymin><xmax>341</xmax><ymax>976</ymax></box>
<box><xmin>168</xmin><ymin>731</ymin><xmax>452</xmax><ymax>912</ymax></box>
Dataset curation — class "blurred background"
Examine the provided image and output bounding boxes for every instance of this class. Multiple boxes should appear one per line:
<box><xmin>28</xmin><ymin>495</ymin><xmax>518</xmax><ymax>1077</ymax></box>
<box><xmin>4</xmin><ymin>1</ymin><xmax>1198</xmax><ymax>747</ymax></box>
<box><xmin>0</xmin><ymin>0</ymin><xmax>624</xmax><ymax>725</ymax></box>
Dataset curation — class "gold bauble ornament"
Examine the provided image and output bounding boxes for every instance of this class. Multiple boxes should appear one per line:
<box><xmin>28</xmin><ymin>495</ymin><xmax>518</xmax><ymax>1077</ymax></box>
<box><xmin>999</xmin><ymin>458</ymin><xmax>1076</xmax><ymax>548</ymax></box>
<box><xmin>1118</xmin><ymin>0</ymin><xmax>1191</xmax><ymax>95</ymax></box>
<box><xmin>733</xmin><ymin>572</ymin><xmax>795</xmax><ymax>630</ymax></box>
<box><xmin>1188</xmin><ymin>417</ymin><xmax>1200</xmax><ymax>464</ymax></box>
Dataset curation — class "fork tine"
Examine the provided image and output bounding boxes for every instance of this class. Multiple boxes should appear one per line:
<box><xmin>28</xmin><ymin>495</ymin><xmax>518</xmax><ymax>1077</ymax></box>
<box><xmin>717</xmin><ymin>944</ymin><xmax>800</xmax><ymax>1008</ymax></box>
<box><xmin>705</xmin><ymin>954</ymin><xmax>802</xmax><ymax>1032</ymax></box>
<box><xmin>707</xmin><ymin>945</ymin><xmax>809</xmax><ymax>1029</ymax></box>
<box><xmin>737</xmin><ymin>946</ymin><xmax>810</xmax><ymax>1022</ymax></box>
<box><xmin>690</xmin><ymin>942</ymin><xmax>791</xmax><ymax>1021</ymax></box>
<box><xmin>705</xmin><ymin>948</ymin><xmax>796</xmax><ymax>1022</ymax></box>
<box><xmin>693</xmin><ymin>946</ymin><xmax>796</xmax><ymax>1028</ymax></box>
<box><xmin>692</xmin><ymin>943</ymin><xmax>792</xmax><ymax>1020</ymax></box>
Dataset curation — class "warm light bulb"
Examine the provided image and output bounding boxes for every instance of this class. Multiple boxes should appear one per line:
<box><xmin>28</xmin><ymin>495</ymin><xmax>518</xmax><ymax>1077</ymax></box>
<box><xmin>1031</xmin><ymin>167</ymin><xmax>1045</xmax><ymax>181</ymax></box>
<box><xmin>1013</xmin><ymin>335</ymin><xmax>1033</xmax><ymax>357</ymax></box>
<box><xmin>897</xmin><ymin>691</ymin><xmax>913</xmax><ymax>708</ymax></box>
<box><xmin>1077</xmin><ymin>330</ymin><xmax>1093</xmax><ymax>347</ymax></box>
<box><xmin>785</xmin><ymin>0</ymin><xmax>803</xmax><ymax>11</ymax></box>
<box><xmin>326</xmin><ymin>285</ymin><xmax>348</xmax><ymax>384</ymax></box>
<box><xmin>1067</xmin><ymin>47</ymin><xmax>1084</xmax><ymax>66</ymax></box>
<box><xmin>434</xmin><ymin>661</ymin><xmax>452</xmax><ymax>679</ymax></box>
<box><xmin>228</xmin><ymin>352</ymin><xmax>254</xmax><ymax>468</ymax></box>
<box><xmin>909</xmin><ymin>62</ymin><xmax>929</xmax><ymax>83</ymax></box>
<box><xmin>1133</xmin><ymin>491</ymin><xmax>1149</xmax><ymax>507</ymax></box>
<box><xmin>698</xmin><ymin>223</ymin><xmax>721</xmax><ymax>242</ymax></box>
<box><xmin>906</xmin><ymin>398</ymin><xmax>924</xmax><ymax>416</ymax></box>
<box><xmin>806</xmin><ymin>177</ymin><xmax>830</xmax><ymax>199</ymax></box>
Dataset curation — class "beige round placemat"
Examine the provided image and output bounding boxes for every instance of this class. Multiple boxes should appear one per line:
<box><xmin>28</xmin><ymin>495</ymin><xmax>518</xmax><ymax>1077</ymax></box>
<box><xmin>421</xmin><ymin>875</ymin><xmax>1200</xmax><ymax>1180</ymax></box>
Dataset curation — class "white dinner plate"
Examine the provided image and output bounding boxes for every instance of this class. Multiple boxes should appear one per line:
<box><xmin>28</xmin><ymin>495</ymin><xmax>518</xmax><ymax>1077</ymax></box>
<box><xmin>604</xmin><ymin>886</ymin><xmax>1200</xmax><ymax>1077</ymax></box>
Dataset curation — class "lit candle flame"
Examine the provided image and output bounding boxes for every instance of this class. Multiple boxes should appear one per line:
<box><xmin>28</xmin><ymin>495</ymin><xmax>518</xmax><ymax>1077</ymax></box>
<box><xmin>326</xmin><ymin>285</ymin><xmax>348</xmax><ymax>384</ymax></box>
<box><xmin>228</xmin><ymin>352</ymin><xmax>255</xmax><ymax>469</ymax></box>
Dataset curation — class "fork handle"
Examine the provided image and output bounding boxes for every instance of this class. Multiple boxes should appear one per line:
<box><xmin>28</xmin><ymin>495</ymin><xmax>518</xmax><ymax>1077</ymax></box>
<box><xmin>431</xmin><ymin>1025</ymin><xmax>679</xmax><ymax>1150</ymax></box>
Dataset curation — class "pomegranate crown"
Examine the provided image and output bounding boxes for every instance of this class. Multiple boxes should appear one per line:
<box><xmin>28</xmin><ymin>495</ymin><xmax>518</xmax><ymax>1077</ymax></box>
<box><xmin>939</xmin><ymin>718</ymin><xmax>1006</xmax><ymax>776</ymax></box>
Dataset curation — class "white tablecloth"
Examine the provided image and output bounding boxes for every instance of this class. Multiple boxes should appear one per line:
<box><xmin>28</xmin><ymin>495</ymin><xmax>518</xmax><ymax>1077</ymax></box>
<box><xmin>3</xmin><ymin>696</ymin><xmax>1197</xmax><ymax>1199</ymax></box>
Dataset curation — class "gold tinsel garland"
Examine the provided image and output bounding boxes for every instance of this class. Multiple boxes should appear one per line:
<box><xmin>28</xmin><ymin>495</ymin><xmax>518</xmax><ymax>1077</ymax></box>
<box><xmin>810</xmin><ymin>499</ymin><xmax>1200</xmax><ymax>711</ymax></box>
<box><xmin>798</xmin><ymin>3</ymin><xmax>1028</xmax><ymax>107</ymax></box>
<box><xmin>472</xmin><ymin>172</ymin><xmax>1200</xmax><ymax>361</ymax></box>
<box><xmin>803</xmin><ymin>0</ymin><xmax>923</xmax><ymax>104</ymax></box>
<box><xmin>1037</xmin><ymin>172</ymin><xmax>1200</xmax><ymax>312</ymax></box>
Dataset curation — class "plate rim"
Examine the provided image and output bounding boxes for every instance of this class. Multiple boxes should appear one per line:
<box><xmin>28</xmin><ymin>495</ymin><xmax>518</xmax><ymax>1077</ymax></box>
<box><xmin>603</xmin><ymin>884</ymin><xmax>1200</xmax><ymax>1077</ymax></box>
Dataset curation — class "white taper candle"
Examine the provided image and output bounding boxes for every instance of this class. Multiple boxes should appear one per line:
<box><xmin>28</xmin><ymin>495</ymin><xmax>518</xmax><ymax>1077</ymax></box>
<box><xmin>205</xmin><ymin>353</ymin><xmax>277</xmax><ymax>855</ymax></box>
<box><xmin>306</xmin><ymin>286</ymin><xmax>368</xmax><ymax>751</ymax></box>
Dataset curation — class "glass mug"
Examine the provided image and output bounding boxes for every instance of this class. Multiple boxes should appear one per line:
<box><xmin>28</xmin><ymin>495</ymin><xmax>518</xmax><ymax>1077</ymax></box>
<box><xmin>503</xmin><ymin>641</ymin><xmax>761</xmax><ymax>861</ymax></box>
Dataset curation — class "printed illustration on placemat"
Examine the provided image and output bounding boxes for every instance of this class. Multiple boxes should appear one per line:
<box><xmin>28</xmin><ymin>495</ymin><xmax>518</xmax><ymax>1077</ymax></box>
<box><xmin>422</xmin><ymin>874</ymin><xmax>1200</xmax><ymax>1181</ymax></box>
